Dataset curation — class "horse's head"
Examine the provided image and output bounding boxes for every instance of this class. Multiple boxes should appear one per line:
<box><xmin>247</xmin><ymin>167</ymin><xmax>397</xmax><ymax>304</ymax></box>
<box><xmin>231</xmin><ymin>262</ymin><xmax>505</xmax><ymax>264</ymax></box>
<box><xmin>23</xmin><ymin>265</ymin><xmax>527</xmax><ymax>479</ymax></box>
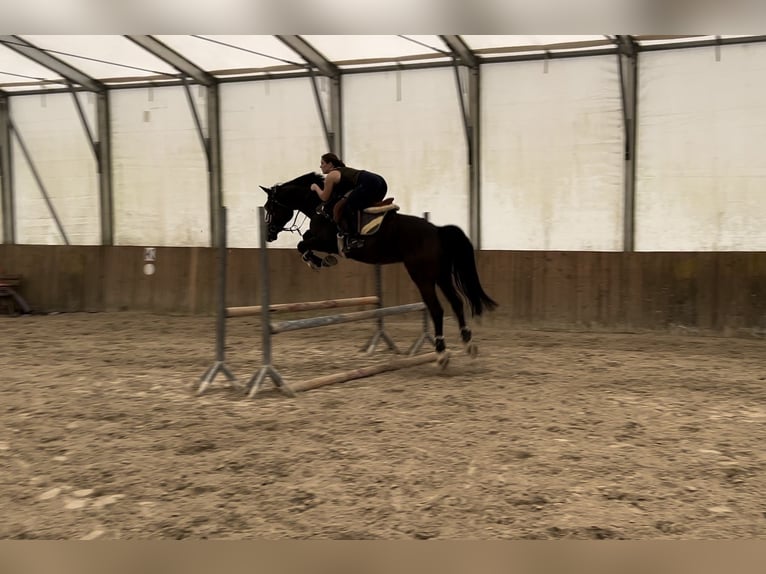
<box><xmin>260</xmin><ymin>184</ymin><xmax>294</xmax><ymax>242</ymax></box>
<box><xmin>260</xmin><ymin>173</ymin><xmax>325</xmax><ymax>241</ymax></box>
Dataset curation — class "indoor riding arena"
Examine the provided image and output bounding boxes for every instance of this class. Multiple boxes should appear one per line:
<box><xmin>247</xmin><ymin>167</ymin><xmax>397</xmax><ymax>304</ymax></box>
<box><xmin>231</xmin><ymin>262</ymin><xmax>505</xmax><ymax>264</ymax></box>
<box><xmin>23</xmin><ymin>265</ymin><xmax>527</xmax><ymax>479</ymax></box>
<box><xmin>1</xmin><ymin>35</ymin><xmax>765</xmax><ymax>540</ymax></box>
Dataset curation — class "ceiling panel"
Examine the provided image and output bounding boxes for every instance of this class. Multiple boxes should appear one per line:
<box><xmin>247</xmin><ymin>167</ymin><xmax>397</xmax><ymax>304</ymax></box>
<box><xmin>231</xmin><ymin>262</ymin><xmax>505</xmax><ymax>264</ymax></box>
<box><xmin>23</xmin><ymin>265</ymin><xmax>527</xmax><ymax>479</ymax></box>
<box><xmin>19</xmin><ymin>35</ymin><xmax>178</xmax><ymax>81</ymax></box>
<box><xmin>462</xmin><ymin>35</ymin><xmax>609</xmax><ymax>52</ymax></box>
<box><xmin>157</xmin><ymin>35</ymin><xmax>305</xmax><ymax>74</ymax></box>
<box><xmin>302</xmin><ymin>35</ymin><xmax>450</xmax><ymax>65</ymax></box>
<box><xmin>1</xmin><ymin>35</ymin><xmax>765</xmax><ymax>93</ymax></box>
<box><xmin>0</xmin><ymin>43</ymin><xmax>67</xmax><ymax>90</ymax></box>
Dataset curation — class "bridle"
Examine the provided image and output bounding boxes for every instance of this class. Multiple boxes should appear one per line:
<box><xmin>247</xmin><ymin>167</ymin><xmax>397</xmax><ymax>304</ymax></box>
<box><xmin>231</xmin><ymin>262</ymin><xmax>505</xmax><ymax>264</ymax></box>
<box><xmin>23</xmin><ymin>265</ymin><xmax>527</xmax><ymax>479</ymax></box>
<box><xmin>265</xmin><ymin>184</ymin><xmax>310</xmax><ymax>236</ymax></box>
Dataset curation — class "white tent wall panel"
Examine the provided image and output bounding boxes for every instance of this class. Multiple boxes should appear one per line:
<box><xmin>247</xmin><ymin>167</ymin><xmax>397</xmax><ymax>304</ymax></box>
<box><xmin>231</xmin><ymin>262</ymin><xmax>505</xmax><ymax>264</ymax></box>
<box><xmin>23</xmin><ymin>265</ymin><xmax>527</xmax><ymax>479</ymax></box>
<box><xmin>220</xmin><ymin>78</ymin><xmax>326</xmax><ymax>249</ymax></box>
<box><xmin>111</xmin><ymin>86</ymin><xmax>209</xmax><ymax>247</ymax></box>
<box><xmin>480</xmin><ymin>57</ymin><xmax>624</xmax><ymax>250</ymax></box>
<box><xmin>11</xmin><ymin>93</ymin><xmax>100</xmax><ymax>245</ymax></box>
<box><xmin>636</xmin><ymin>44</ymin><xmax>766</xmax><ymax>251</ymax></box>
<box><xmin>342</xmin><ymin>68</ymin><xmax>469</xmax><ymax>232</ymax></box>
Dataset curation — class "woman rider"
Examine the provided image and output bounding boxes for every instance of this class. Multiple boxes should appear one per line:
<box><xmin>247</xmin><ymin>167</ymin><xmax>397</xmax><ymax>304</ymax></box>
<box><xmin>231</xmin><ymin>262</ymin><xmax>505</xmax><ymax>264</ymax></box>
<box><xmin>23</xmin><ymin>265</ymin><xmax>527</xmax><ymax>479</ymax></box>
<box><xmin>309</xmin><ymin>152</ymin><xmax>388</xmax><ymax>237</ymax></box>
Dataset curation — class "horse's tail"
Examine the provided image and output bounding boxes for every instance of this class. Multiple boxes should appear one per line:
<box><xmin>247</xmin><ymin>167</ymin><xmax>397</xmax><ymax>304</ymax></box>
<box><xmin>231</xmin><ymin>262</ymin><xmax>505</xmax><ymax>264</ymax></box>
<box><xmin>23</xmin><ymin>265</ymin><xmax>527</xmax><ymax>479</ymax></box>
<box><xmin>437</xmin><ymin>225</ymin><xmax>498</xmax><ymax>316</ymax></box>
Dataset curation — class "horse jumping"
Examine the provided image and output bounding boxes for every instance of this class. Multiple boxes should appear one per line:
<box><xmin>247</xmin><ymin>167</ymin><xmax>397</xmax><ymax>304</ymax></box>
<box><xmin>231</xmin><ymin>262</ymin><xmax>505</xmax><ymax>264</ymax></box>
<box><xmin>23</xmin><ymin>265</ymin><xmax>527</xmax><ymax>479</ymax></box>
<box><xmin>260</xmin><ymin>172</ymin><xmax>498</xmax><ymax>365</ymax></box>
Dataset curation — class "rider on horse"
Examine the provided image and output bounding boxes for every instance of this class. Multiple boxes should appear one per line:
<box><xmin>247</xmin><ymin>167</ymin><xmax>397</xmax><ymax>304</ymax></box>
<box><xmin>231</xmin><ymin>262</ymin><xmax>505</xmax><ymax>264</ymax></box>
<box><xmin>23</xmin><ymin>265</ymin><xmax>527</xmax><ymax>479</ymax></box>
<box><xmin>309</xmin><ymin>153</ymin><xmax>388</xmax><ymax>247</ymax></box>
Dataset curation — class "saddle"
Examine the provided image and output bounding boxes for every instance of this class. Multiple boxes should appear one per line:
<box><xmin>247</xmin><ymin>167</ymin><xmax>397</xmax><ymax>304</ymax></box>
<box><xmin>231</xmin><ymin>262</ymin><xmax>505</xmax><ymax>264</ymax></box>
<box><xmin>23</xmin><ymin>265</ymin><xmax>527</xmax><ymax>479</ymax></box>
<box><xmin>332</xmin><ymin>197</ymin><xmax>398</xmax><ymax>236</ymax></box>
<box><xmin>359</xmin><ymin>199</ymin><xmax>399</xmax><ymax>235</ymax></box>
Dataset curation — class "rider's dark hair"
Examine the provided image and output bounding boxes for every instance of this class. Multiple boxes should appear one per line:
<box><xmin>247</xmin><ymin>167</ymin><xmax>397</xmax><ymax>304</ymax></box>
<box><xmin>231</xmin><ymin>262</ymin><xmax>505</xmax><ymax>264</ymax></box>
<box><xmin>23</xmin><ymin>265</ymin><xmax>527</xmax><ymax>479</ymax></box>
<box><xmin>321</xmin><ymin>152</ymin><xmax>346</xmax><ymax>168</ymax></box>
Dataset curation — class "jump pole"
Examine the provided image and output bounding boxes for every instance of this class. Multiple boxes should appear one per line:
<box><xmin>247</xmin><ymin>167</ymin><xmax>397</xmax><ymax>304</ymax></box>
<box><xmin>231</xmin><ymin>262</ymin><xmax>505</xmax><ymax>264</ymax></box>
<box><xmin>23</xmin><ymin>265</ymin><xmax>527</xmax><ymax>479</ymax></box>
<box><xmin>226</xmin><ymin>295</ymin><xmax>379</xmax><ymax>318</ymax></box>
<box><xmin>290</xmin><ymin>352</ymin><xmax>438</xmax><ymax>393</ymax></box>
<box><xmin>241</xmin><ymin>207</ymin><xmax>436</xmax><ymax>398</ymax></box>
<box><xmin>198</xmin><ymin>205</ymin><xmax>236</xmax><ymax>395</ymax></box>
<box><xmin>270</xmin><ymin>303</ymin><xmax>425</xmax><ymax>333</ymax></box>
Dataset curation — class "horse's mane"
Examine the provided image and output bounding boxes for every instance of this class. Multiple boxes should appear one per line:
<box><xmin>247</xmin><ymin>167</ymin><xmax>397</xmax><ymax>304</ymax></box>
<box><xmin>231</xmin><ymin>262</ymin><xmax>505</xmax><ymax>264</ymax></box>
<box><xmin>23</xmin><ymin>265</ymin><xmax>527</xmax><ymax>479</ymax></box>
<box><xmin>280</xmin><ymin>171</ymin><xmax>324</xmax><ymax>189</ymax></box>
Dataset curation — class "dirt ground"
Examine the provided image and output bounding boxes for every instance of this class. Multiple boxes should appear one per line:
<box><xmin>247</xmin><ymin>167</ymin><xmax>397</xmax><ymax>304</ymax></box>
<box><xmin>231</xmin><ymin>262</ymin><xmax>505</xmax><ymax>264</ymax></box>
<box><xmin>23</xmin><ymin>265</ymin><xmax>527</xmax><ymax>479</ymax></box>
<box><xmin>1</xmin><ymin>311</ymin><xmax>765</xmax><ymax>540</ymax></box>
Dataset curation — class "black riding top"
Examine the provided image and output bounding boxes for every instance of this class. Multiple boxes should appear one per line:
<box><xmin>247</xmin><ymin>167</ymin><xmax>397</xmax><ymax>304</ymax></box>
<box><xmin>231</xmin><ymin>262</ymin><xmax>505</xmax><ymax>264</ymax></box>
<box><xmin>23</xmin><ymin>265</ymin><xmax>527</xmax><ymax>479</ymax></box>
<box><xmin>332</xmin><ymin>166</ymin><xmax>362</xmax><ymax>197</ymax></box>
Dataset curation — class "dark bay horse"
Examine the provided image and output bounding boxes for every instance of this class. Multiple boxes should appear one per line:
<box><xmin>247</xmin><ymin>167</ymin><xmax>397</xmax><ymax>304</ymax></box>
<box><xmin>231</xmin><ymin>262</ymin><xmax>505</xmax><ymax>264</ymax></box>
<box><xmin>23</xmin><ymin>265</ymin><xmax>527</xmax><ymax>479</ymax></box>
<box><xmin>260</xmin><ymin>172</ymin><xmax>497</xmax><ymax>364</ymax></box>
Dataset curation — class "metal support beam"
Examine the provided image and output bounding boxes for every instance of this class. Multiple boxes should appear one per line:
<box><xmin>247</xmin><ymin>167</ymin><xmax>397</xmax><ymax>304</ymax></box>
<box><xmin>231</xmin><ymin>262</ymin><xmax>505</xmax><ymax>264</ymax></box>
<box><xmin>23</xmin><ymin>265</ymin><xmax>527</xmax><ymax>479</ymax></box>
<box><xmin>278</xmin><ymin>36</ymin><xmax>342</xmax><ymax>155</ymax></box>
<box><xmin>0</xmin><ymin>36</ymin><xmax>104</xmax><ymax>93</ymax></box>
<box><xmin>442</xmin><ymin>36</ymin><xmax>482</xmax><ymax>247</ymax></box>
<box><xmin>308</xmin><ymin>71</ymin><xmax>343</xmax><ymax>154</ymax></box>
<box><xmin>467</xmin><ymin>66</ymin><xmax>481</xmax><ymax>248</ymax></box>
<box><xmin>96</xmin><ymin>92</ymin><xmax>114</xmax><ymax>245</ymax></box>
<box><xmin>124</xmin><ymin>35</ymin><xmax>215</xmax><ymax>86</ymax></box>
<box><xmin>440</xmin><ymin>35</ymin><xmax>479</xmax><ymax>68</ymax></box>
<box><xmin>329</xmin><ymin>76</ymin><xmax>343</xmax><ymax>157</ymax></box>
<box><xmin>637</xmin><ymin>34</ymin><xmax>766</xmax><ymax>52</ymax></box>
<box><xmin>207</xmin><ymin>84</ymin><xmax>224</xmax><ymax>247</ymax></box>
<box><xmin>275</xmin><ymin>36</ymin><xmax>339</xmax><ymax>79</ymax></box>
<box><xmin>617</xmin><ymin>36</ymin><xmax>639</xmax><ymax>252</ymax></box>
<box><xmin>0</xmin><ymin>92</ymin><xmax>14</xmax><ymax>243</ymax></box>
<box><xmin>181</xmin><ymin>78</ymin><xmax>209</xmax><ymax>158</ymax></box>
<box><xmin>127</xmin><ymin>36</ymin><xmax>222</xmax><ymax>246</ymax></box>
<box><xmin>68</xmin><ymin>86</ymin><xmax>98</xmax><ymax>161</ymax></box>
<box><xmin>67</xmin><ymin>85</ymin><xmax>113</xmax><ymax>244</ymax></box>
<box><xmin>128</xmin><ymin>36</ymin><xmax>222</xmax><ymax>247</ymax></box>
<box><xmin>10</xmin><ymin>119</ymin><xmax>70</xmax><ymax>244</ymax></box>
<box><xmin>308</xmin><ymin>72</ymin><xmax>332</xmax><ymax>151</ymax></box>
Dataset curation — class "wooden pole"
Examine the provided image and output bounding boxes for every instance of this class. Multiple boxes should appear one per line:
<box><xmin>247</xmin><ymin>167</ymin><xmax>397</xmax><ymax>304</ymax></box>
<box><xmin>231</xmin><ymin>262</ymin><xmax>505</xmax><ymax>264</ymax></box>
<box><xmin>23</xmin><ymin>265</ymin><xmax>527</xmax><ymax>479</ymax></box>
<box><xmin>226</xmin><ymin>296</ymin><xmax>380</xmax><ymax>318</ymax></box>
<box><xmin>270</xmin><ymin>303</ymin><xmax>425</xmax><ymax>334</ymax></box>
<box><xmin>290</xmin><ymin>352</ymin><xmax>438</xmax><ymax>393</ymax></box>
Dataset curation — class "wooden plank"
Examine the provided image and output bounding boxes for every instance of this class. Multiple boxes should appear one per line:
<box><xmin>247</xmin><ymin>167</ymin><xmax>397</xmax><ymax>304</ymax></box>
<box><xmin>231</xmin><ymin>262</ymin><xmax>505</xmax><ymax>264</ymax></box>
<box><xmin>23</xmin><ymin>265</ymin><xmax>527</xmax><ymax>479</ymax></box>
<box><xmin>226</xmin><ymin>296</ymin><xmax>380</xmax><ymax>318</ymax></box>
<box><xmin>290</xmin><ymin>352</ymin><xmax>439</xmax><ymax>393</ymax></box>
<box><xmin>1</xmin><ymin>244</ymin><xmax>766</xmax><ymax>334</ymax></box>
<box><xmin>270</xmin><ymin>303</ymin><xmax>426</xmax><ymax>334</ymax></box>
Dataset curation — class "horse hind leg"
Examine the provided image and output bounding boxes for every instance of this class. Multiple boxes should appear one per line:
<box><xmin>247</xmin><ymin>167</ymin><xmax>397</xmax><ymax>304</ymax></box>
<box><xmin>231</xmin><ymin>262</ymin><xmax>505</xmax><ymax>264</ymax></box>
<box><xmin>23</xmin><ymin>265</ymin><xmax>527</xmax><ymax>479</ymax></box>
<box><xmin>460</xmin><ymin>327</ymin><xmax>478</xmax><ymax>359</ymax></box>
<box><xmin>426</xmin><ymin>294</ymin><xmax>450</xmax><ymax>369</ymax></box>
<box><xmin>437</xmin><ymin>274</ymin><xmax>478</xmax><ymax>359</ymax></box>
<box><xmin>406</xmin><ymin>265</ymin><xmax>450</xmax><ymax>368</ymax></box>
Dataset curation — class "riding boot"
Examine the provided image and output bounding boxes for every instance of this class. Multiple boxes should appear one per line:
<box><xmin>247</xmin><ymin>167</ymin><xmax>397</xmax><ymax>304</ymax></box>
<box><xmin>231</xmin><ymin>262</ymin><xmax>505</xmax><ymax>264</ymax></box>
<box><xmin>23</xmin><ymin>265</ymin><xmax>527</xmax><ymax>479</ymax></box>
<box><xmin>343</xmin><ymin>205</ymin><xmax>365</xmax><ymax>250</ymax></box>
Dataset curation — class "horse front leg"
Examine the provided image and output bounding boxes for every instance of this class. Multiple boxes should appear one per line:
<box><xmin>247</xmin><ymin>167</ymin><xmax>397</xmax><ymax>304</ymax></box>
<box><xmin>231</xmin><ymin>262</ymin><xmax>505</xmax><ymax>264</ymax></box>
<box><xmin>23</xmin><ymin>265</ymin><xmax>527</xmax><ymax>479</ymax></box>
<box><xmin>296</xmin><ymin>237</ymin><xmax>323</xmax><ymax>270</ymax></box>
<box><xmin>298</xmin><ymin>233</ymin><xmax>338</xmax><ymax>270</ymax></box>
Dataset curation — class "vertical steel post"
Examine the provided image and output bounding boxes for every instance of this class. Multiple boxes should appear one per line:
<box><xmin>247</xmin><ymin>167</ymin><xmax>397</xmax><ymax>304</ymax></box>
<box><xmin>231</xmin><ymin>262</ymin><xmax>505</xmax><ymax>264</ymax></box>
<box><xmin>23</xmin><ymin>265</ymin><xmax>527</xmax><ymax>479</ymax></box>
<box><xmin>618</xmin><ymin>36</ymin><xmax>639</xmax><ymax>252</ymax></box>
<box><xmin>0</xmin><ymin>93</ymin><xmax>14</xmax><ymax>243</ymax></box>
<box><xmin>96</xmin><ymin>92</ymin><xmax>113</xmax><ymax>245</ymax></box>
<box><xmin>468</xmin><ymin>66</ymin><xmax>481</xmax><ymax>249</ymax></box>
<box><xmin>207</xmin><ymin>84</ymin><xmax>223</xmax><ymax>248</ymax></box>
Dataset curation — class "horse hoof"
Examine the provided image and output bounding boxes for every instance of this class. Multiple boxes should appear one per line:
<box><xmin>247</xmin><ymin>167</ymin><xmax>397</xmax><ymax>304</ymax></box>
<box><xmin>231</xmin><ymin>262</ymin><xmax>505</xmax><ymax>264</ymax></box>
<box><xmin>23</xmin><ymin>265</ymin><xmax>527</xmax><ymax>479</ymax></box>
<box><xmin>322</xmin><ymin>254</ymin><xmax>338</xmax><ymax>267</ymax></box>
<box><xmin>465</xmin><ymin>342</ymin><xmax>478</xmax><ymax>359</ymax></box>
<box><xmin>437</xmin><ymin>350</ymin><xmax>450</xmax><ymax>369</ymax></box>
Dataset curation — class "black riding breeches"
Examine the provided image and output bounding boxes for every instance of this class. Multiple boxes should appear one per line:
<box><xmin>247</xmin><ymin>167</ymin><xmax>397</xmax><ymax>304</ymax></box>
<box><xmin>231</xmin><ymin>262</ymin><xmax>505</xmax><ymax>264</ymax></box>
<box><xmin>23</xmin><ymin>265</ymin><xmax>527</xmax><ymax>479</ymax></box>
<box><xmin>346</xmin><ymin>171</ymin><xmax>387</xmax><ymax>211</ymax></box>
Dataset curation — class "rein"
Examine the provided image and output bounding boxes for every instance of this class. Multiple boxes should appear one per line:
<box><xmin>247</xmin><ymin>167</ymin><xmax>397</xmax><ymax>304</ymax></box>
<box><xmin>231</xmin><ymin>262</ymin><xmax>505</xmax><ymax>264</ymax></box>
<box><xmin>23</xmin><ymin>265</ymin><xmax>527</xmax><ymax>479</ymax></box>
<box><xmin>282</xmin><ymin>211</ymin><xmax>309</xmax><ymax>236</ymax></box>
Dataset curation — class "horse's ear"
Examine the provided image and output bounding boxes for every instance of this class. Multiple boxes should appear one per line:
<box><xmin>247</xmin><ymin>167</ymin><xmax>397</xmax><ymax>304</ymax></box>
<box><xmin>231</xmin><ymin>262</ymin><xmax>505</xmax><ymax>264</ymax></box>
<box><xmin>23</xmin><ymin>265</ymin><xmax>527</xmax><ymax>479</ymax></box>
<box><xmin>259</xmin><ymin>185</ymin><xmax>271</xmax><ymax>194</ymax></box>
